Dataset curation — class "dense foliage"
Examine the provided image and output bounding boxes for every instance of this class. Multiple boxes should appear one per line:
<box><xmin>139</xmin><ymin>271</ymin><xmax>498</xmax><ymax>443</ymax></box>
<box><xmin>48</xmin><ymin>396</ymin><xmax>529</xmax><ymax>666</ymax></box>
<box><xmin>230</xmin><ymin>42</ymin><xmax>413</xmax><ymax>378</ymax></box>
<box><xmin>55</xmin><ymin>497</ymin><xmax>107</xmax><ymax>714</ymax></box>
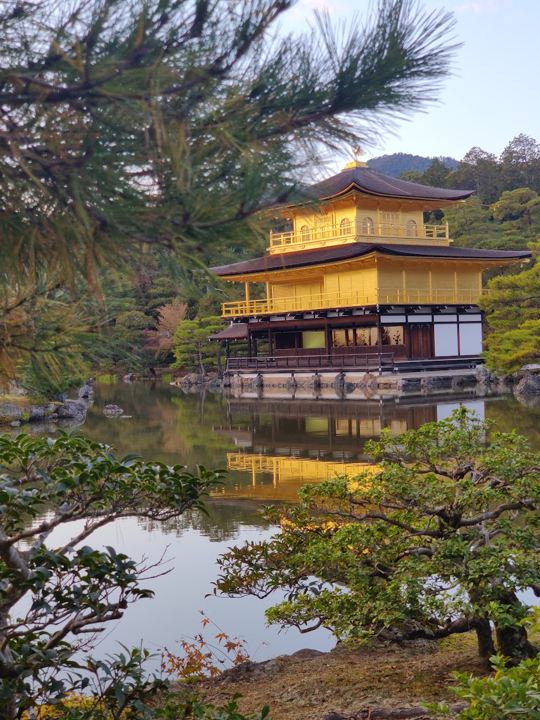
<box><xmin>427</xmin><ymin>651</ymin><xmax>540</xmax><ymax>719</ymax></box>
<box><xmin>403</xmin><ymin>134</ymin><xmax>540</xmax><ymax>204</ymax></box>
<box><xmin>216</xmin><ymin>410</ymin><xmax>540</xmax><ymax>664</ymax></box>
<box><xmin>0</xmin><ymin>430</ymin><xmax>233</xmax><ymax>718</ymax></box>
<box><xmin>479</xmin><ymin>261</ymin><xmax>540</xmax><ymax>373</ymax></box>
<box><xmin>455</xmin><ymin>656</ymin><xmax>540</xmax><ymax>719</ymax></box>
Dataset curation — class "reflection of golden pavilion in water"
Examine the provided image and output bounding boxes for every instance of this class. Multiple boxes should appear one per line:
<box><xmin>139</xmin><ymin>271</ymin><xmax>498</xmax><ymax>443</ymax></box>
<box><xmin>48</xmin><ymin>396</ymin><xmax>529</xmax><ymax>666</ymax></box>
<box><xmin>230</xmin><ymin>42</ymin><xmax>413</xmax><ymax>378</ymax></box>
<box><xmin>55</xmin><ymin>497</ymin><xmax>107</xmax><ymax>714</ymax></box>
<box><xmin>228</xmin><ymin>452</ymin><xmax>373</xmax><ymax>487</ymax></box>
<box><xmin>212</xmin><ymin>395</ymin><xmax>487</xmax><ymax>501</ymax></box>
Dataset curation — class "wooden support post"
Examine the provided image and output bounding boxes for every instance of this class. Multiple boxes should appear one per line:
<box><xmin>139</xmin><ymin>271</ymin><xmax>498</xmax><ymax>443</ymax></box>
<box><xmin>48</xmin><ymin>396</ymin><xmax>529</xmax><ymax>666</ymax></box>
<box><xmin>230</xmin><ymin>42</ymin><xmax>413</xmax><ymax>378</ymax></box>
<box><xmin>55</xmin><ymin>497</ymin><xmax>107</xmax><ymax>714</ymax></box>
<box><xmin>245</xmin><ymin>281</ymin><xmax>250</xmax><ymax>310</ymax></box>
<box><xmin>217</xmin><ymin>341</ymin><xmax>223</xmax><ymax>379</ymax></box>
<box><xmin>377</xmin><ymin>316</ymin><xmax>383</xmax><ymax>374</ymax></box>
<box><xmin>326</xmin><ymin>322</ymin><xmax>332</xmax><ymax>359</ymax></box>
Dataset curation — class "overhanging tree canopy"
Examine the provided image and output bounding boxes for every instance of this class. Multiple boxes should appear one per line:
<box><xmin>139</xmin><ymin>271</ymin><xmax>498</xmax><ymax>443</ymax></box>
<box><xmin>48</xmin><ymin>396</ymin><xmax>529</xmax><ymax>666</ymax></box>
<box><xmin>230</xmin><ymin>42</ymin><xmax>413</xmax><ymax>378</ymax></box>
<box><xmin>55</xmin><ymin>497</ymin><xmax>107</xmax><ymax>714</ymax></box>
<box><xmin>216</xmin><ymin>409</ymin><xmax>540</xmax><ymax>664</ymax></box>
<box><xmin>0</xmin><ymin>431</ymin><xmax>225</xmax><ymax>717</ymax></box>
<box><xmin>0</xmin><ymin>0</ymin><xmax>459</xmax><ymax>382</ymax></box>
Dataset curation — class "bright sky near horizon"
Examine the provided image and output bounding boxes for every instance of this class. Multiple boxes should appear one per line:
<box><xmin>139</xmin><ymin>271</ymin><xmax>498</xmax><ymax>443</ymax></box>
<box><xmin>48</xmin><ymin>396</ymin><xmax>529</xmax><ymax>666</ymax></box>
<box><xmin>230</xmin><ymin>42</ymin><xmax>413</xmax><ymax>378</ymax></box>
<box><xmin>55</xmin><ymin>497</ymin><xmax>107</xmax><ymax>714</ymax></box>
<box><xmin>280</xmin><ymin>0</ymin><xmax>540</xmax><ymax>164</ymax></box>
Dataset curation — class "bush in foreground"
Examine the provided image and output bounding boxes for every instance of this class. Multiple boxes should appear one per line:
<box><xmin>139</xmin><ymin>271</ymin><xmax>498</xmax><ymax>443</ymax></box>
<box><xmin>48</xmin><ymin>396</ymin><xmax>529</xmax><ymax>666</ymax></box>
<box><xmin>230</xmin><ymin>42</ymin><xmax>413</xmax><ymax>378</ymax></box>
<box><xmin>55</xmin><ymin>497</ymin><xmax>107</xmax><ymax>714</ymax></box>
<box><xmin>217</xmin><ymin>409</ymin><xmax>540</xmax><ymax>665</ymax></box>
<box><xmin>0</xmin><ymin>430</ymin><xmax>264</xmax><ymax>719</ymax></box>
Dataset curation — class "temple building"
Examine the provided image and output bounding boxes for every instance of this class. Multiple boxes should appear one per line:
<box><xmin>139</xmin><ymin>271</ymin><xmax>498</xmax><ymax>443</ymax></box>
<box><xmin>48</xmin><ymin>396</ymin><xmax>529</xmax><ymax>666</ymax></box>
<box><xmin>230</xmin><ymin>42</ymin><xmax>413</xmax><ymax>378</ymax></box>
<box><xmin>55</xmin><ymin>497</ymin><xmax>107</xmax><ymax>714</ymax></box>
<box><xmin>211</xmin><ymin>160</ymin><xmax>531</xmax><ymax>374</ymax></box>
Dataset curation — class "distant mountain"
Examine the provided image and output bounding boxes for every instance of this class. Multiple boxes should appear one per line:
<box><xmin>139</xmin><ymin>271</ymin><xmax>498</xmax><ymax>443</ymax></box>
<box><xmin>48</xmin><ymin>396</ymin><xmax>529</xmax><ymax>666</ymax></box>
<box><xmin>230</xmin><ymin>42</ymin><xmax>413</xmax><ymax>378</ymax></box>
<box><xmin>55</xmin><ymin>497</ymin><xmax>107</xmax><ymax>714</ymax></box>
<box><xmin>367</xmin><ymin>153</ymin><xmax>459</xmax><ymax>178</ymax></box>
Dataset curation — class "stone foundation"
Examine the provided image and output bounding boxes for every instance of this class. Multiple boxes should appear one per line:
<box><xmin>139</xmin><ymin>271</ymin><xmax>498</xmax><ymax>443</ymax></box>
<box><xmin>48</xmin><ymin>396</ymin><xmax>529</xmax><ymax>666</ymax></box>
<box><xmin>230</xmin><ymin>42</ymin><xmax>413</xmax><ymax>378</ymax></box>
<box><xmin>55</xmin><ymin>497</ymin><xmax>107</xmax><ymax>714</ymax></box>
<box><xmin>226</xmin><ymin>366</ymin><xmax>507</xmax><ymax>401</ymax></box>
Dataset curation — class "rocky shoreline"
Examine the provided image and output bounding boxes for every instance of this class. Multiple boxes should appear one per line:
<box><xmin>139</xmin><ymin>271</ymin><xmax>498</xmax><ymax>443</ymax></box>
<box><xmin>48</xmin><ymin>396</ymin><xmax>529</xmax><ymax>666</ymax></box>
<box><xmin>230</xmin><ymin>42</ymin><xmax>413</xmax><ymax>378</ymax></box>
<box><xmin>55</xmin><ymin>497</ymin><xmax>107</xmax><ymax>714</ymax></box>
<box><xmin>0</xmin><ymin>382</ymin><xmax>94</xmax><ymax>430</ymax></box>
<box><xmin>123</xmin><ymin>365</ymin><xmax>540</xmax><ymax>408</ymax></box>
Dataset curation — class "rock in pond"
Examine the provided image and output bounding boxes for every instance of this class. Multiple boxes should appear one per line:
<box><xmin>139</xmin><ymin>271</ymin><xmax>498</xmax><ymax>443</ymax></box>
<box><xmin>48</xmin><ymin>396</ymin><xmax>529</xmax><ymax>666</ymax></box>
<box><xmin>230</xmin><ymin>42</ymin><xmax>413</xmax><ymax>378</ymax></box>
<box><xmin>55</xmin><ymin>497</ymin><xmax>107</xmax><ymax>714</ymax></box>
<box><xmin>180</xmin><ymin>373</ymin><xmax>204</xmax><ymax>387</ymax></box>
<box><xmin>515</xmin><ymin>371</ymin><xmax>540</xmax><ymax>396</ymax></box>
<box><xmin>77</xmin><ymin>384</ymin><xmax>94</xmax><ymax>398</ymax></box>
<box><xmin>0</xmin><ymin>403</ymin><xmax>23</xmax><ymax>422</ymax></box>
<box><xmin>103</xmin><ymin>404</ymin><xmax>124</xmax><ymax>416</ymax></box>
<box><xmin>56</xmin><ymin>400</ymin><xmax>88</xmax><ymax>421</ymax></box>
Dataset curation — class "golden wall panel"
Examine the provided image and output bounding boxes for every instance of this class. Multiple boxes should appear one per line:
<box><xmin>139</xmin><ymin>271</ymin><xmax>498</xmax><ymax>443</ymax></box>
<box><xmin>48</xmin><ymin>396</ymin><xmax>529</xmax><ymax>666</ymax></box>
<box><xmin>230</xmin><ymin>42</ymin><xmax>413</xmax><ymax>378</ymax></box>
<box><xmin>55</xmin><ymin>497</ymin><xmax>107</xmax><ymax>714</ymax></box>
<box><xmin>404</xmin><ymin>268</ymin><xmax>430</xmax><ymax>292</ymax></box>
<box><xmin>431</xmin><ymin>268</ymin><xmax>456</xmax><ymax>292</ymax></box>
<box><xmin>456</xmin><ymin>269</ymin><xmax>481</xmax><ymax>291</ymax></box>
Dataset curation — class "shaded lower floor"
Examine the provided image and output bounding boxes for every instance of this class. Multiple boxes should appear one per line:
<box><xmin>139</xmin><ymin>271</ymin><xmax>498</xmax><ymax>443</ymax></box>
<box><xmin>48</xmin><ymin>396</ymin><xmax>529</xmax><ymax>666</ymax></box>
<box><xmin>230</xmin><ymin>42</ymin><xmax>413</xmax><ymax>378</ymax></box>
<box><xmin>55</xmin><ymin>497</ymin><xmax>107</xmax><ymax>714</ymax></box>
<box><xmin>220</xmin><ymin>305</ymin><xmax>484</xmax><ymax>373</ymax></box>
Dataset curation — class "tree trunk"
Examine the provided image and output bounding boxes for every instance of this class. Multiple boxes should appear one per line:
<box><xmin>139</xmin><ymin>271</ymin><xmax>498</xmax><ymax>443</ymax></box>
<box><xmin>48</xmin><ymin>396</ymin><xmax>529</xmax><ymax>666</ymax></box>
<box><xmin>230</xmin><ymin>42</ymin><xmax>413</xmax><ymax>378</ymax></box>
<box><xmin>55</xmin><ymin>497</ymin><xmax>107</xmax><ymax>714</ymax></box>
<box><xmin>475</xmin><ymin>617</ymin><xmax>496</xmax><ymax>665</ymax></box>
<box><xmin>197</xmin><ymin>346</ymin><xmax>206</xmax><ymax>377</ymax></box>
<box><xmin>496</xmin><ymin>623</ymin><xmax>537</xmax><ymax>661</ymax></box>
<box><xmin>494</xmin><ymin>592</ymin><xmax>537</xmax><ymax>661</ymax></box>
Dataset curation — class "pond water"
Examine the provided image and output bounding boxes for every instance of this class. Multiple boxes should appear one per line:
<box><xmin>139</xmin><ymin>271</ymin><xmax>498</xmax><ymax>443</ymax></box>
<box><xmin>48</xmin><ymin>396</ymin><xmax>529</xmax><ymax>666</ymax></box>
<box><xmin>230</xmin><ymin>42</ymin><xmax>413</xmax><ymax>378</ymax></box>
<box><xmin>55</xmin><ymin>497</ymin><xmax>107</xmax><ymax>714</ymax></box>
<box><xmin>37</xmin><ymin>382</ymin><xmax>540</xmax><ymax>666</ymax></box>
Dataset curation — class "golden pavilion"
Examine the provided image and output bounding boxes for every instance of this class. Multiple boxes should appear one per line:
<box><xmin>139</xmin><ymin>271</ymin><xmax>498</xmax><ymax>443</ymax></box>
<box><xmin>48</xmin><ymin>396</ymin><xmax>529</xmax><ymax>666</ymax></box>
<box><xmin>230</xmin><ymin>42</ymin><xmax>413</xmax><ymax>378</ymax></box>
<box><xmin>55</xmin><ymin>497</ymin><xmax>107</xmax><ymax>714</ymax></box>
<box><xmin>211</xmin><ymin>160</ymin><xmax>530</xmax><ymax>374</ymax></box>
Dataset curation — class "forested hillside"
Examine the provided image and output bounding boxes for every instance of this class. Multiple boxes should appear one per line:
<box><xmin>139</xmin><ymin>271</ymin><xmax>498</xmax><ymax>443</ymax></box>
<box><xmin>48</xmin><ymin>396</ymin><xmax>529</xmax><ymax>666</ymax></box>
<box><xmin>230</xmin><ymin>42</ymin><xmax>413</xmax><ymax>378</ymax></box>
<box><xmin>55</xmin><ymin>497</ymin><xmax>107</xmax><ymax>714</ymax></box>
<box><xmin>415</xmin><ymin>134</ymin><xmax>540</xmax><ymax>258</ymax></box>
<box><xmin>367</xmin><ymin>152</ymin><xmax>458</xmax><ymax>177</ymax></box>
<box><xmin>411</xmin><ymin>133</ymin><xmax>540</xmax><ymax>372</ymax></box>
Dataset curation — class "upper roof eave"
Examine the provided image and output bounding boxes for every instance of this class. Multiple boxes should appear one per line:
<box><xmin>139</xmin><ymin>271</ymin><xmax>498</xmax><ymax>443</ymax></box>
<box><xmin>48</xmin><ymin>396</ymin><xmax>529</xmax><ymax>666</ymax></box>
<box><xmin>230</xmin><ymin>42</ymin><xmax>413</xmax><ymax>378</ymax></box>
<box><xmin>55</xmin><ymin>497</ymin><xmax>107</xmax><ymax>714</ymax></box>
<box><xmin>281</xmin><ymin>165</ymin><xmax>474</xmax><ymax>207</ymax></box>
<box><xmin>211</xmin><ymin>243</ymin><xmax>531</xmax><ymax>278</ymax></box>
<box><xmin>313</xmin><ymin>183</ymin><xmax>473</xmax><ymax>205</ymax></box>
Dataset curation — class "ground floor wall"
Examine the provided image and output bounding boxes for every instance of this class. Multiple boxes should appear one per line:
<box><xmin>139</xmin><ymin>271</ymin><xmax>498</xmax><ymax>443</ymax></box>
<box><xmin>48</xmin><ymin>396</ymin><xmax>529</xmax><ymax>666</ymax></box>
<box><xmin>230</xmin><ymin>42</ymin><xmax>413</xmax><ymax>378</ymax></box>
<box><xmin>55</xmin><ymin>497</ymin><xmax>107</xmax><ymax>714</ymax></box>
<box><xmin>244</xmin><ymin>306</ymin><xmax>483</xmax><ymax>361</ymax></box>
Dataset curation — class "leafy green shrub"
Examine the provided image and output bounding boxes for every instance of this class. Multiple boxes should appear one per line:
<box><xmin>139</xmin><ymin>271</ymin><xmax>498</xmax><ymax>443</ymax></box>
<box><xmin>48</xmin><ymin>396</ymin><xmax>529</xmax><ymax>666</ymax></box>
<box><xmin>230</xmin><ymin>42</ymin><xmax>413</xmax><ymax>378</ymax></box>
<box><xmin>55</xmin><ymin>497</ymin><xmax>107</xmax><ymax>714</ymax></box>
<box><xmin>428</xmin><ymin>654</ymin><xmax>540</xmax><ymax>719</ymax></box>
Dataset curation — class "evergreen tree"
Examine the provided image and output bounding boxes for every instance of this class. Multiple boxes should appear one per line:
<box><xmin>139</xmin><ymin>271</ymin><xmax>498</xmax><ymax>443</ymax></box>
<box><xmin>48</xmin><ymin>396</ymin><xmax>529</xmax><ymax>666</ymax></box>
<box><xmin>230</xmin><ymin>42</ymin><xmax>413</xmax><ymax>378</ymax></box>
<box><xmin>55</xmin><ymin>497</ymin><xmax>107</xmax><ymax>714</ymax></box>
<box><xmin>480</xmin><ymin>258</ymin><xmax>540</xmax><ymax>372</ymax></box>
<box><xmin>500</xmin><ymin>134</ymin><xmax>540</xmax><ymax>193</ymax></box>
<box><xmin>217</xmin><ymin>410</ymin><xmax>540</xmax><ymax>664</ymax></box>
<box><xmin>441</xmin><ymin>196</ymin><xmax>496</xmax><ymax>247</ymax></box>
<box><xmin>450</xmin><ymin>147</ymin><xmax>502</xmax><ymax>205</ymax></box>
<box><xmin>0</xmin><ymin>0</ymin><xmax>460</xmax><ymax>389</ymax></box>
<box><xmin>491</xmin><ymin>188</ymin><xmax>540</xmax><ymax>228</ymax></box>
<box><xmin>418</xmin><ymin>157</ymin><xmax>451</xmax><ymax>187</ymax></box>
<box><xmin>171</xmin><ymin>316</ymin><xmax>225</xmax><ymax>375</ymax></box>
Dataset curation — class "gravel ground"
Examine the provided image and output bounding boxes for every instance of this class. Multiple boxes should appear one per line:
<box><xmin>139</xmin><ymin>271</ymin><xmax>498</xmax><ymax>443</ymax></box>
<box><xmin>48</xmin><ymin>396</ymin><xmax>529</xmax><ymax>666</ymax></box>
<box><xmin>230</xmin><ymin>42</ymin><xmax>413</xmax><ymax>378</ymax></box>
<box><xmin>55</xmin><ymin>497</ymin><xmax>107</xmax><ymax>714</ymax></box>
<box><xmin>202</xmin><ymin>634</ymin><xmax>486</xmax><ymax>720</ymax></box>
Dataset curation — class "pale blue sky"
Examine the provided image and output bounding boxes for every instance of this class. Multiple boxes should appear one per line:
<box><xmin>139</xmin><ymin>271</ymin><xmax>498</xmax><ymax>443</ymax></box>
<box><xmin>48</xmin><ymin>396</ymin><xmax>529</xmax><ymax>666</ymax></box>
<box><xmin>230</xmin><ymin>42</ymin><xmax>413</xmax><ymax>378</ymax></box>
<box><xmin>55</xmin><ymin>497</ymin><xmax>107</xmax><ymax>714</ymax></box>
<box><xmin>280</xmin><ymin>0</ymin><xmax>540</xmax><ymax>163</ymax></box>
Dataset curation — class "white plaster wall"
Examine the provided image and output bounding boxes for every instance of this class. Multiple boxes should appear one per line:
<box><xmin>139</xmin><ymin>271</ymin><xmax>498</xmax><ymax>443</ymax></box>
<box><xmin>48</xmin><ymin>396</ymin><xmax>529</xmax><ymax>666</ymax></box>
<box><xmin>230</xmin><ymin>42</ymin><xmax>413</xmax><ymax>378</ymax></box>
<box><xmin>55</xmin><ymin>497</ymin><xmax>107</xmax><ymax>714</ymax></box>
<box><xmin>459</xmin><ymin>323</ymin><xmax>483</xmax><ymax>356</ymax></box>
<box><xmin>434</xmin><ymin>323</ymin><xmax>458</xmax><ymax>357</ymax></box>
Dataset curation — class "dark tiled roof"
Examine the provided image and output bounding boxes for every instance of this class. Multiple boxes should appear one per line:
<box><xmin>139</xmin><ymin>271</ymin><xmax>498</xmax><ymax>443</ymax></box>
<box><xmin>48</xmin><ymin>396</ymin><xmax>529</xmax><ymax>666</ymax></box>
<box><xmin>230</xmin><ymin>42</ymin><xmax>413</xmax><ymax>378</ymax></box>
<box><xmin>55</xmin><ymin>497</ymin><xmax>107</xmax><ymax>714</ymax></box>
<box><xmin>209</xmin><ymin>323</ymin><xmax>248</xmax><ymax>340</ymax></box>
<box><xmin>211</xmin><ymin>243</ymin><xmax>531</xmax><ymax>277</ymax></box>
<box><xmin>305</xmin><ymin>165</ymin><xmax>474</xmax><ymax>202</ymax></box>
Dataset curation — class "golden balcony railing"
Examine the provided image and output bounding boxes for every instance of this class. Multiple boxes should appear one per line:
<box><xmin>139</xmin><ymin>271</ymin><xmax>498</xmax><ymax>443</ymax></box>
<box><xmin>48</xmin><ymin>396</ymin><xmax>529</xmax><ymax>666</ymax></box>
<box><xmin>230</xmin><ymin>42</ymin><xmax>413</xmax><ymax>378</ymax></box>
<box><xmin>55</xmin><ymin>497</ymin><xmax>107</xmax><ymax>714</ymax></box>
<box><xmin>222</xmin><ymin>288</ymin><xmax>491</xmax><ymax>318</ymax></box>
<box><xmin>269</xmin><ymin>221</ymin><xmax>450</xmax><ymax>254</ymax></box>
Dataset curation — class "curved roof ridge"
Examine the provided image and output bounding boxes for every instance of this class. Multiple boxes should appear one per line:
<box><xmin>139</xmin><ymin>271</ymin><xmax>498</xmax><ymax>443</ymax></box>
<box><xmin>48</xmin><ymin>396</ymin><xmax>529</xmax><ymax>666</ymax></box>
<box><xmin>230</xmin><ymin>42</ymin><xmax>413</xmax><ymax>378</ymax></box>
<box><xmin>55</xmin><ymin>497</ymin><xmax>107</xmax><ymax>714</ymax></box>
<box><xmin>305</xmin><ymin>165</ymin><xmax>474</xmax><ymax>202</ymax></box>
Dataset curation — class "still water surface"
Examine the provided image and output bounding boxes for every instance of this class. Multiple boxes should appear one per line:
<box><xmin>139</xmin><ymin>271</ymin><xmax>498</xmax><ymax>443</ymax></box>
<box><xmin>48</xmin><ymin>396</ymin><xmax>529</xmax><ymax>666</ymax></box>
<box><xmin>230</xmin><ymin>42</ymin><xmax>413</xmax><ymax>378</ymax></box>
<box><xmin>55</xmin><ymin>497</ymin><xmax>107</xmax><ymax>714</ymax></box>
<box><xmin>46</xmin><ymin>382</ymin><xmax>540</xmax><ymax>664</ymax></box>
